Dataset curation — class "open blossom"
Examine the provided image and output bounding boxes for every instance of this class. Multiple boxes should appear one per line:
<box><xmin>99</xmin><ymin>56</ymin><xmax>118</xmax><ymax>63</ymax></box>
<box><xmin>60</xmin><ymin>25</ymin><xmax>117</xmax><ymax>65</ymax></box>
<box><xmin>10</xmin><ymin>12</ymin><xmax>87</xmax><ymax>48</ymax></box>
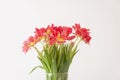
<box><xmin>80</xmin><ymin>28</ymin><xmax>91</xmax><ymax>44</ymax></box>
<box><xmin>22</xmin><ymin>36</ymin><xmax>37</xmax><ymax>53</ymax></box>
<box><xmin>49</xmin><ymin>26</ymin><xmax>75</xmax><ymax>45</ymax></box>
<box><xmin>72</xmin><ymin>23</ymin><xmax>91</xmax><ymax>44</ymax></box>
<box><xmin>22</xmin><ymin>41</ymin><xmax>30</xmax><ymax>53</ymax></box>
<box><xmin>34</xmin><ymin>28</ymin><xmax>46</xmax><ymax>40</ymax></box>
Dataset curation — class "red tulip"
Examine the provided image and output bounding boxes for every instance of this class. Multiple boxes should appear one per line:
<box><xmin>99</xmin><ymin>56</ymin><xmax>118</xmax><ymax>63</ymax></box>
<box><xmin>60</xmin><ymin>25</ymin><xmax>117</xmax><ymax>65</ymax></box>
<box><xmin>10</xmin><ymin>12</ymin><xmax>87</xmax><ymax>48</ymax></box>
<box><xmin>73</xmin><ymin>23</ymin><xmax>91</xmax><ymax>44</ymax></box>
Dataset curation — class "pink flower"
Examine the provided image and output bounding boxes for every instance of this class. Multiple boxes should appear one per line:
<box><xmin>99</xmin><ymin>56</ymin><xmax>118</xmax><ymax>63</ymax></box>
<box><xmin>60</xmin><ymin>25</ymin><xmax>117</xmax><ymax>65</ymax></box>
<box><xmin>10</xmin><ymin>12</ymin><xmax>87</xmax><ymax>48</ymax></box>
<box><xmin>22</xmin><ymin>41</ymin><xmax>30</xmax><ymax>53</ymax></box>
<box><xmin>49</xmin><ymin>26</ymin><xmax>75</xmax><ymax>45</ymax></box>
<box><xmin>22</xmin><ymin>36</ymin><xmax>37</xmax><ymax>53</ymax></box>
<box><xmin>73</xmin><ymin>23</ymin><xmax>91</xmax><ymax>44</ymax></box>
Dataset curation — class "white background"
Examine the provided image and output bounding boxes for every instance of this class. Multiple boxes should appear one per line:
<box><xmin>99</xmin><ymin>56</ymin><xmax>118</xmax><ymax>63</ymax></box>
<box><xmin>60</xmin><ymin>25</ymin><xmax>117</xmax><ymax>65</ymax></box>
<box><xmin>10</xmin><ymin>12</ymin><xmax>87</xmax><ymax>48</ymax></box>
<box><xmin>0</xmin><ymin>0</ymin><xmax>120</xmax><ymax>80</ymax></box>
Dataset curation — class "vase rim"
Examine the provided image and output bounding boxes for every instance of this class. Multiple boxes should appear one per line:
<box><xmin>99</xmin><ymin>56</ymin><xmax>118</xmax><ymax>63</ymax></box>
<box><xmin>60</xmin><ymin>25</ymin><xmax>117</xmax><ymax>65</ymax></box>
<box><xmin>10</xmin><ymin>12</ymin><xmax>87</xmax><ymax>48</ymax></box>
<box><xmin>46</xmin><ymin>72</ymin><xmax>68</xmax><ymax>74</ymax></box>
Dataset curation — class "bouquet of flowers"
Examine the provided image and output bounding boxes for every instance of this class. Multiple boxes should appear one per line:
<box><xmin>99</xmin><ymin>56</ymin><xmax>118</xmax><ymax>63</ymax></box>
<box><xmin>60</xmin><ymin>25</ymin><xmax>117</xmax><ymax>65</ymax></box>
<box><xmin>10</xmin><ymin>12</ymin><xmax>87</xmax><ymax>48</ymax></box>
<box><xmin>22</xmin><ymin>23</ymin><xmax>91</xmax><ymax>80</ymax></box>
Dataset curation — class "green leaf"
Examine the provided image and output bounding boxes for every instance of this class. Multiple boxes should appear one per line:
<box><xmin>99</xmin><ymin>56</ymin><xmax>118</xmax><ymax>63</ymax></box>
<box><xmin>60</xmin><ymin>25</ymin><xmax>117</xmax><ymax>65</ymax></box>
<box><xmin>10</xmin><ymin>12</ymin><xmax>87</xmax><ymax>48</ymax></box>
<box><xmin>37</xmin><ymin>56</ymin><xmax>50</xmax><ymax>72</ymax></box>
<box><xmin>29</xmin><ymin>66</ymin><xmax>44</xmax><ymax>74</ymax></box>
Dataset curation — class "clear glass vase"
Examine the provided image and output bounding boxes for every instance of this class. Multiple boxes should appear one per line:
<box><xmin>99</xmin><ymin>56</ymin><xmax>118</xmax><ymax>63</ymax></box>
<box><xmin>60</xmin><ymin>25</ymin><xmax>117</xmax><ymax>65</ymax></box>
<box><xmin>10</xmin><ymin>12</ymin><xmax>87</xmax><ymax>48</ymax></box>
<box><xmin>46</xmin><ymin>73</ymin><xmax>68</xmax><ymax>80</ymax></box>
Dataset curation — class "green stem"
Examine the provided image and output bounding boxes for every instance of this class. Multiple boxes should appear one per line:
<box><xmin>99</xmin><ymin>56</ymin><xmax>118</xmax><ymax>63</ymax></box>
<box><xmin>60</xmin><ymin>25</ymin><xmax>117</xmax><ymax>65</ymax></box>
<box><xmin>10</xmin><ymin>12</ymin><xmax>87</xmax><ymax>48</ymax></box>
<box><xmin>33</xmin><ymin>46</ymin><xmax>41</xmax><ymax>55</ymax></box>
<box><xmin>46</xmin><ymin>73</ymin><xmax>68</xmax><ymax>80</ymax></box>
<box><xmin>73</xmin><ymin>37</ymin><xmax>82</xmax><ymax>49</ymax></box>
